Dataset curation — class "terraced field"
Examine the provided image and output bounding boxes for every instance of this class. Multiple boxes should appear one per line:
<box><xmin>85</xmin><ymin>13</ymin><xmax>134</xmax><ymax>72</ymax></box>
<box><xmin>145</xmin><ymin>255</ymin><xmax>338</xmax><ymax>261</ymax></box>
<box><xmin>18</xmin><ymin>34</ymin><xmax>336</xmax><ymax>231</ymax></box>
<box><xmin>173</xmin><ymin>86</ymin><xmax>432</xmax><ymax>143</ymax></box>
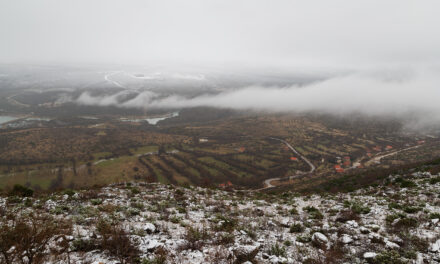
<box><xmin>1</xmin><ymin>112</ymin><xmax>439</xmax><ymax>192</ymax></box>
<box><xmin>133</xmin><ymin>139</ymin><xmax>308</xmax><ymax>188</ymax></box>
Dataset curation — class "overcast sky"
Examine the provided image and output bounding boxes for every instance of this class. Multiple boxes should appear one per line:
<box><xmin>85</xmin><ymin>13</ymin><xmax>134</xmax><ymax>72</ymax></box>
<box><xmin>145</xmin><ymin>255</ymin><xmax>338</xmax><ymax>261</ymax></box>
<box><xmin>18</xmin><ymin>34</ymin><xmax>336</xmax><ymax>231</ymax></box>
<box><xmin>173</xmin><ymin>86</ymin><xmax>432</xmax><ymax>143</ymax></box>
<box><xmin>1</xmin><ymin>0</ymin><xmax>440</xmax><ymax>69</ymax></box>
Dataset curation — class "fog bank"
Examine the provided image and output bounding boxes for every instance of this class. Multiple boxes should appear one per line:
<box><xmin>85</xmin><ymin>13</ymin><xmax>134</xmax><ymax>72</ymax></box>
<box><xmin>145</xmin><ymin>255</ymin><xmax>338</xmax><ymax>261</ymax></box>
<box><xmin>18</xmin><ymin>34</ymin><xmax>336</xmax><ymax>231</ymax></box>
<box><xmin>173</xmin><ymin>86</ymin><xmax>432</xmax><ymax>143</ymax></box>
<box><xmin>76</xmin><ymin>70</ymin><xmax>440</xmax><ymax>126</ymax></box>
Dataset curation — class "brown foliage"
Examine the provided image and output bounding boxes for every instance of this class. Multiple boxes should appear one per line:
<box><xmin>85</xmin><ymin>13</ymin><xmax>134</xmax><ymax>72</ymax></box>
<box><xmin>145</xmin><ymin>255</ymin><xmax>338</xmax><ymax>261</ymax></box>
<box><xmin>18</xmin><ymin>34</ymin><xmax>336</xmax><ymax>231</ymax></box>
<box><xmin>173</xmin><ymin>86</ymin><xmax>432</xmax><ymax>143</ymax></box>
<box><xmin>96</xmin><ymin>220</ymin><xmax>140</xmax><ymax>264</ymax></box>
<box><xmin>0</xmin><ymin>213</ymin><xmax>72</xmax><ymax>264</ymax></box>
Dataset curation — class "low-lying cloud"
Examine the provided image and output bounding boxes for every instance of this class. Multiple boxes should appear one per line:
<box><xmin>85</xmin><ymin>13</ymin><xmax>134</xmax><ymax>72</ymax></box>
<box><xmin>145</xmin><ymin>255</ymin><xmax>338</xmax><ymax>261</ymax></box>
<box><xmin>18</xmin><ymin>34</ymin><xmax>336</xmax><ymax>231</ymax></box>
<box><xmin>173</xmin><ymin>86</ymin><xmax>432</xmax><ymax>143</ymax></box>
<box><xmin>76</xmin><ymin>70</ymin><xmax>440</xmax><ymax>127</ymax></box>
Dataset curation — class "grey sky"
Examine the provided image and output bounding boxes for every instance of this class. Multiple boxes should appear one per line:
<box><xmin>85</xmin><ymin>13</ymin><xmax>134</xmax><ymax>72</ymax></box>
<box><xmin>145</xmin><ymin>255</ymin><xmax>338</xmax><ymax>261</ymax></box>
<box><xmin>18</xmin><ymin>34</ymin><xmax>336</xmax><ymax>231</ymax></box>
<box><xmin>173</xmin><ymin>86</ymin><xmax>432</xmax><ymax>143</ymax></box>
<box><xmin>1</xmin><ymin>0</ymin><xmax>439</xmax><ymax>69</ymax></box>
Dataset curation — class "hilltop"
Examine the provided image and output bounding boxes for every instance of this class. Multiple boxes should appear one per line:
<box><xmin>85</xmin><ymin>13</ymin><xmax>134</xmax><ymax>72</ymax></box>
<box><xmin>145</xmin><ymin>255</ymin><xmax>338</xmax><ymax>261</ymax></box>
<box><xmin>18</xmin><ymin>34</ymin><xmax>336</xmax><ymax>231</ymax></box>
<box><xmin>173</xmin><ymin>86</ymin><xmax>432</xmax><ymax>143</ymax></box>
<box><xmin>1</xmin><ymin>170</ymin><xmax>440</xmax><ymax>264</ymax></box>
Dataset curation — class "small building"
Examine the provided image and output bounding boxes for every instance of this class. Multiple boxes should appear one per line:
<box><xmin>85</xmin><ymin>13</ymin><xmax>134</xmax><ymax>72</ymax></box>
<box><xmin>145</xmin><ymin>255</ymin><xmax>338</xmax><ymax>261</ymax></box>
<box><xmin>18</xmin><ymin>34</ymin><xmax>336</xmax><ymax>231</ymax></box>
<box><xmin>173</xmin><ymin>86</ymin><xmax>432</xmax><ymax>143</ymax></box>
<box><xmin>373</xmin><ymin>146</ymin><xmax>382</xmax><ymax>152</ymax></box>
<box><xmin>385</xmin><ymin>145</ymin><xmax>393</xmax><ymax>150</ymax></box>
<box><xmin>219</xmin><ymin>181</ymin><xmax>233</xmax><ymax>188</ymax></box>
<box><xmin>199</xmin><ymin>138</ymin><xmax>209</xmax><ymax>143</ymax></box>
<box><xmin>290</xmin><ymin>157</ymin><xmax>298</xmax><ymax>161</ymax></box>
<box><xmin>335</xmin><ymin>165</ymin><xmax>344</xmax><ymax>173</ymax></box>
<box><xmin>237</xmin><ymin>147</ymin><xmax>246</xmax><ymax>153</ymax></box>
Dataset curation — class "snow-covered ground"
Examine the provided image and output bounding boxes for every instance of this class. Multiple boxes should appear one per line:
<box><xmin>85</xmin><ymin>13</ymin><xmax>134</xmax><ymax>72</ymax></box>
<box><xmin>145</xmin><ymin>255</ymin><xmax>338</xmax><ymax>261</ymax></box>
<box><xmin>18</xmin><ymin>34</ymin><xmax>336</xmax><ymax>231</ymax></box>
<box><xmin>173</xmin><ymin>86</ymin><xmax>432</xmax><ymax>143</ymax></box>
<box><xmin>1</xmin><ymin>171</ymin><xmax>440</xmax><ymax>263</ymax></box>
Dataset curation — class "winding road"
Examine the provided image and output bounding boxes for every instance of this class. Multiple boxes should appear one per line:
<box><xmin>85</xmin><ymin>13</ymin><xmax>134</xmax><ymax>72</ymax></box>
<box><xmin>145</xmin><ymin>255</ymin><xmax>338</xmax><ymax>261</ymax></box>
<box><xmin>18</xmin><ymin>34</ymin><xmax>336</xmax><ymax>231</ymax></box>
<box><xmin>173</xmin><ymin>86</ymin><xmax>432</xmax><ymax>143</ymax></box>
<box><xmin>104</xmin><ymin>71</ymin><xmax>125</xmax><ymax>88</ymax></box>
<box><xmin>364</xmin><ymin>144</ymin><xmax>421</xmax><ymax>166</ymax></box>
<box><xmin>259</xmin><ymin>137</ymin><xmax>315</xmax><ymax>189</ymax></box>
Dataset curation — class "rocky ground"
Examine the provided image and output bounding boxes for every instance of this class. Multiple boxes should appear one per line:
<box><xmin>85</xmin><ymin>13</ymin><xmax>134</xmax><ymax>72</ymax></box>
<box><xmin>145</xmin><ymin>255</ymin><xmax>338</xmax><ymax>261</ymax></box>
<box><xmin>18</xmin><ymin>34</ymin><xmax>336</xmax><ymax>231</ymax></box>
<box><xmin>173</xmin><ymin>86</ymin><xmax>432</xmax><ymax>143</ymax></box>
<box><xmin>1</xmin><ymin>171</ymin><xmax>440</xmax><ymax>264</ymax></box>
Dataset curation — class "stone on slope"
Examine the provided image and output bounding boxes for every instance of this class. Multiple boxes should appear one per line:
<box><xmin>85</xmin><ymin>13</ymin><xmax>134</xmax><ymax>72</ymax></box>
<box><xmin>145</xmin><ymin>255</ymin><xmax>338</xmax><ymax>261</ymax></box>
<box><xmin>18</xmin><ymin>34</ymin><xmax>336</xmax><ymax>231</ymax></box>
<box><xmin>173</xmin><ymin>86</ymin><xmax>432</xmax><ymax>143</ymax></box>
<box><xmin>143</xmin><ymin>223</ymin><xmax>156</xmax><ymax>234</ymax></box>
<box><xmin>312</xmin><ymin>232</ymin><xmax>329</xmax><ymax>248</ymax></box>
<box><xmin>232</xmin><ymin>243</ymin><xmax>260</xmax><ymax>264</ymax></box>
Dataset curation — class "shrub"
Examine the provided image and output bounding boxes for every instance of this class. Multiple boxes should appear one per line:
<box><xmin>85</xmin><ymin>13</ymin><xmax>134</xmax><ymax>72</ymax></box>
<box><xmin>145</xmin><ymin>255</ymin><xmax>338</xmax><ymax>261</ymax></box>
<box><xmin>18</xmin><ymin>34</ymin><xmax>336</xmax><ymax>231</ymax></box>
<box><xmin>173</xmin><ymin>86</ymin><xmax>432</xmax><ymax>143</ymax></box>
<box><xmin>130</xmin><ymin>201</ymin><xmax>145</xmax><ymax>210</ymax></box>
<box><xmin>216</xmin><ymin>232</ymin><xmax>235</xmax><ymax>245</ymax></box>
<box><xmin>23</xmin><ymin>198</ymin><xmax>32</xmax><ymax>207</ymax></box>
<box><xmin>170</xmin><ymin>215</ymin><xmax>182</xmax><ymax>224</ymax></box>
<box><xmin>0</xmin><ymin>213</ymin><xmax>72</xmax><ymax>264</ymax></box>
<box><xmin>336</xmin><ymin>210</ymin><xmax>359</xmax><ymax>222</ymax></box>
<box><xmin>303</xmin><ymin>206</ymin><xmax>323</xmax><ymax>220</ymax></box>
<box><xmin>90</xmin><ymin>198</ymin><xmax>102</xmax><ymax>205</ymax></box>
<box><xmin>8</xmin><ymin>184</ymin><xmax>33</xmax><ymax>197</ymax></box>
<box><xmin>403</xmin><ymin>206</ymin><xmax>420</xmax><ymax>214</ymax></box>
<box><xmin>398</xmin><ymin>179</ymin><xmax>417</xmax><ymax>188</ymax></box>
<box><xmin>371</xmin><ymin>250</ymin><xmax>405</xmax><ymax>264</ymax></box>
<box><xmin>131</xmin><ymin>187</ymin><xmax>140</xmax><ymax>195</ymax></box>
<box><xmin>351</xmin><ymin>203</ymin><xmax>371</xmax><ymax>214</ymax></box>
<box><xmin>142</xmin><ymin>255</ymin><xmax>167</xmax><ymax>264</ymax></box>
<box><xmin>429</xmin><ymin>177</ymin><xmax>440</xmax><ymax>185</ymax></box>
<box><xmin>385</xmin><ymin>213</ymin><xmax>404</xmax><ymax>224</ymax></box>
<box><xmin>289</xmin><ymin>208</ymin><xmax>298</xmax><ymax>215</ymax></box>
<box><xmin>183</xmin><ymin>227</ymin><xmax>209</xmax><ymax>250</ymax></box>
<box><xmin>297</xmin><ymin>235</ymin><xmax>312</xmax><ymax>243</ymax></box>
<box><xmin>429</xmin><ymin>212</ymin><xmax>440</xmax><ymax>219</ymax></box>
<box><xmin>289</xmin><ymin>223</ymin><xmax>304</xmax><ymax>233</ymax></box>
<box><xmin>50</xmin><ymin>205</ymin><xmax>70</xmax><ymax>215</ymax></box>
<box><xmin>395</xmin><ymin>217</ymin><xmax>418</xmax><ymax>229</ymax></box>
<box><xmin>401</xmin><ymin>234</ymin><xmax>429</xmax><ymax>253</ymax></box>
<box><xmin>213</xmin><ymin>215</ymin><xmax>236</xmax><ymax>232</ymax></box>
<box><xmin>71</xmin><ymin>238</ymin><xmax>98</xmax><ymax>251</ymax></box>
<box><xmin>177</xmin><ymin>206</ymin><xmax>187</xmax><ymax>214</ymax></box>
<box><xmin>63</xmin><ymin>189</ymin><xmax>76</xmax><ymax>196</ymax></box>
<box><xmin>267</xmin><ymin>243</ymin><xmax>286</xmax><ymax>257</ymax></box>
<box><xmin>96</xmin><ymin>220</ymin><xmax>140</xmax><ymax>264</ymax></box>
<box><xmin>388</xmin><ymin>202</ymin><xmax>402</xmax><ymax>210</ymax></box>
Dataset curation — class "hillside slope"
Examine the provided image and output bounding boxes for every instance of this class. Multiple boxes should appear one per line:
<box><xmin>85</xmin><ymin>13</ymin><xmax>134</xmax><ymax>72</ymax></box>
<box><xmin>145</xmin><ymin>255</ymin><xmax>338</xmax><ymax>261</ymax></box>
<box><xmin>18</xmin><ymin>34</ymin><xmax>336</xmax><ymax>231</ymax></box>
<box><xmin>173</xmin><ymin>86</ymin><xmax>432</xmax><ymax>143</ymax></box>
<box><xmin>1</xmin><ymin>171</ymin><xmax>440</xmax><ymax>263</ymax></box>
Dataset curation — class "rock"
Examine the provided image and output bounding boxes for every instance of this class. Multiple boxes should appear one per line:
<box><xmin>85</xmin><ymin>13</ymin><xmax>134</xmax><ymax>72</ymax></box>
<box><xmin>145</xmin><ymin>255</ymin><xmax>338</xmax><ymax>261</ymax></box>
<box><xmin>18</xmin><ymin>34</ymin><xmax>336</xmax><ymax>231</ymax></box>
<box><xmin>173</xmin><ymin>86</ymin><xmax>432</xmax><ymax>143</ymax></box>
<box><xmin>368</xmin><ymin>233</ymin><xmax>383</xmax><ymax>243</ymax></box>
<box><xmin>279</xmin><ymin>218</ymin><xmax>290</xmax><ymax>227</ymax></box>
<box><xmin>44</xmin><ymin>199</ymin><xmax>57</xmax><ymax>210</ymax></box>
<box><xmin>269</xmin><ymin>256</ymin><xmax>279</xmax><ymax>263</ymax></box>
<box><xmin>346</xmin><ymin>220</ymin><xmax>358</xmax><ymax>228</ymax></box>
<box><xmin>146</xmin><ymin>239</ymin><xmax>162</xmax><ymax>252</ymax></box>
<box><xmin>269</xmin><ymin>255</ymin><xmax>288</xmax><ymax>263</ymax></box>
<box><xmin>143</xmin><ymin>223</ymin><xmax>156</xmax><ymax>234</ymax></box>
<box><xmin>363</xmin><ymin>252</ymin><xmax>377</xmax><ymax>259</ymax></box>
<box><xmin>340</xmin><ymin>234</ymin><xmax>353</xmax><ymax>244</ymax></box>
<box><xmin>416</xmin><ymin>253</ymin><xmax>424</xmax><ymax>264</ymax></box>
<box><xmin>366</xmin><ymin>224</ymin><xmax>380</xmax><ymax>232</ymax></box>
<box><xmin>432</xmin><ymin>218</ymin><xmax>439</xmax><ymax>225</ymax></box>
<box><xmin>250</xmin><ymin>221</ymin><xmax>258</xmax><ymax>228</ymax></box>
<box><xmin>312</xmin><ymin>232</ymin><xmax>329</xmax><ymax>248</ymax></box>
<box><xmin>386</xmin><ymin>241</ymin><xmax>400</xmax><ymax>249</ymax></box>
<box><xmin>429</xmin><ymin>239</ymin><xmax>440</xmax><ymax>252</ymax></box>
<box><xmin>232</xmin><ymin>243</ymin><xmax>260</xmax><ymax>264</ymax></box>
<box><xmin>267</xmin><ymin>220</ymin><xmax>276</xmax><ymax>227</ymax></box>
<box><xmin>360</xmin><ymin>227</ymin><xmax>370</xmax><ymax>234</ymax></box>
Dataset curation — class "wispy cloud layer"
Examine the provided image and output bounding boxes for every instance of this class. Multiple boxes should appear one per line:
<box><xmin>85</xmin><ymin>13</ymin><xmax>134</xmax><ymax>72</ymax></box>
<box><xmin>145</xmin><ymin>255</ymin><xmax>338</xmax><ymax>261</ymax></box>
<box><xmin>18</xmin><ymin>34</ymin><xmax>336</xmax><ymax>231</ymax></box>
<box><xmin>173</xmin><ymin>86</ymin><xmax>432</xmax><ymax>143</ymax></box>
<box><xmin>76</xmin><ymin>69</ymin><xmax>440</xmax><ymax>126</ymax></box>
